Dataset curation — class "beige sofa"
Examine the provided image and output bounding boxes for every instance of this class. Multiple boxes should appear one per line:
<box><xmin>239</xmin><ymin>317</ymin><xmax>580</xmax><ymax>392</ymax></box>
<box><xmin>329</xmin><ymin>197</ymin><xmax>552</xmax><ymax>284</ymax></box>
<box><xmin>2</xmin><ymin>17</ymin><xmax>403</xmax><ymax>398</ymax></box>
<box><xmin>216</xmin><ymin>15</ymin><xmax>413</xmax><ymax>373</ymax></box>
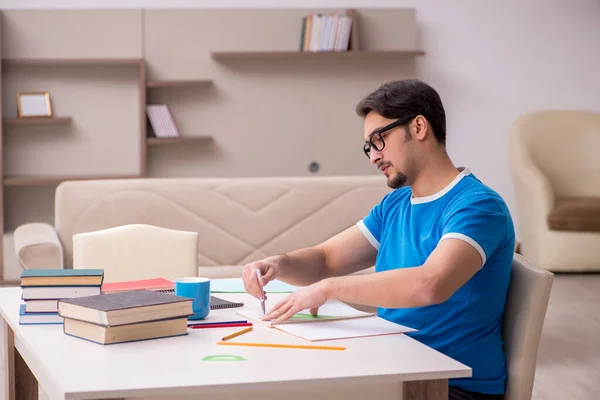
<box><xmin>14</xmin><ymin>175</ymin><xmax>391</xmax><ymax>277</ymax></box>
<box><xmin>510</xmin><ymin>109</ymin><xmax>600</xmax><ymax>272</ymax></box>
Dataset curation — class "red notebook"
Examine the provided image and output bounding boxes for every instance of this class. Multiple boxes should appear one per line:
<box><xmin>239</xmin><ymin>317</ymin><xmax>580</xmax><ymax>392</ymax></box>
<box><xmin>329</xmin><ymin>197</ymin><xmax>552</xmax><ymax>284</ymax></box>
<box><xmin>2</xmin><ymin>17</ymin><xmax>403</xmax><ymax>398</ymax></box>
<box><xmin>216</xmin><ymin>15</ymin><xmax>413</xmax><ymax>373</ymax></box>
<box><xmin>101</xmin><ymin>278</ymin><xmax>174</xmax><ymax>294</ymax></box>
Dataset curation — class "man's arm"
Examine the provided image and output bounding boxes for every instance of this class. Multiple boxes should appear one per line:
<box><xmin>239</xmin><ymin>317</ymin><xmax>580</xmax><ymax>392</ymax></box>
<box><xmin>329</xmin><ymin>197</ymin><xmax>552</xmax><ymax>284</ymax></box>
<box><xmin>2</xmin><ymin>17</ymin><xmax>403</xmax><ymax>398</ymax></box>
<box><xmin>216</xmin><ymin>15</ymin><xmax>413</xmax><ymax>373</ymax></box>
<box><xmin>262</xmin><ymin>238</ymin><xmax>483</xmax><ymax>322</ymax></box>
<box><xmin>277</xmin><ymin>224</ymin><xmax>378</xmax><ymax>287</ymax></box>
<box><xmin>323</xmin><ymin>238</ymin><xmax>483</xmax><ymax>308</ymax></box>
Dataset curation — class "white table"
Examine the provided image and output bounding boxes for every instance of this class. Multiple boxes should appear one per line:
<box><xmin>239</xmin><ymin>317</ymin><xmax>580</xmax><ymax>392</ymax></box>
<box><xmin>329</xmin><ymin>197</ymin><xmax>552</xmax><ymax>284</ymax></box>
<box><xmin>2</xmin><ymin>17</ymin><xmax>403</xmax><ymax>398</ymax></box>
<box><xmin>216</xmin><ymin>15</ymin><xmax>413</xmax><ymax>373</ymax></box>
<box><xmin>0</xmin><ymin>286</ymin><xmax>471</xmax><ymax>400</ymax></box>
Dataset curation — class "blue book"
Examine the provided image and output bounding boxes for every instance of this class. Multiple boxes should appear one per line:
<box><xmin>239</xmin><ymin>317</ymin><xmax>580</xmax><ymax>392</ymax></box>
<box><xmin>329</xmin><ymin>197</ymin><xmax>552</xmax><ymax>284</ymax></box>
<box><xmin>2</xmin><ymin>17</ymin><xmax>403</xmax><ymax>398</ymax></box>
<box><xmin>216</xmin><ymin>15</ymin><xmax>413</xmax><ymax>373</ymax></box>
<box><xmin>18</xmin><ymin>304</ymin><xmax>63</xmax><ymax>325</ymax></box>
<box><xmin>20</xmin><ymin>269</ymin><xmax>104</xmax><ymax>287</ymax></box>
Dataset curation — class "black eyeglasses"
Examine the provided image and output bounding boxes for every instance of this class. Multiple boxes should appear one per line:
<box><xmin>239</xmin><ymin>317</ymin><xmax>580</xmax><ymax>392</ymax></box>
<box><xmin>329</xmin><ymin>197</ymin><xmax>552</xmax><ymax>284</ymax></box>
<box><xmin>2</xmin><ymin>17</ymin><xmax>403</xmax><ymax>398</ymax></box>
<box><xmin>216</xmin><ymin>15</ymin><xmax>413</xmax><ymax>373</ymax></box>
<box><xmin>363</xmin><ymin>116</ymin><xmax>415</xmax><ymax>159</ymax></box>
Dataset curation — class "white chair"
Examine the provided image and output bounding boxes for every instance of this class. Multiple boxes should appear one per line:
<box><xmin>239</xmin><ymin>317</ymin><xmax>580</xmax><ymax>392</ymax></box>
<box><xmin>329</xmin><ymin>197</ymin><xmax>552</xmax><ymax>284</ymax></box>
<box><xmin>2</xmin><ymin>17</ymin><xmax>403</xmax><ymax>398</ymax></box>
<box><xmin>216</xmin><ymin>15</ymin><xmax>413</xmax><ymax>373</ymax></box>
<box><xmin>72</xmin><ymin>224</ymin><xmax>198</xmax><ymax>283</ymax></box>
<box><xmin>502</xmin><ymin>253</ymin><xmax>554</xmax><ymax>400</ymax></box>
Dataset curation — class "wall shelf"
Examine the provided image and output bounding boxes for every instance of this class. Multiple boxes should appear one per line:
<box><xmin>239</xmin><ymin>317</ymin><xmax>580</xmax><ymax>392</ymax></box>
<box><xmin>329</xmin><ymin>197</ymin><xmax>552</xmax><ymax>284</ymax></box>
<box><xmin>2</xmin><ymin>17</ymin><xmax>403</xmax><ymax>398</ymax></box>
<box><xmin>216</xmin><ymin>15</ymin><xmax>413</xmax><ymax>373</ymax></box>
<box><xmin>1</xmin><ymin>58</ymin><xmax>143</xmax><ymax>66</ymax></box>
<box><xmin>3</xmin><ymin>174</ymin><xmax>141</xmax><ymax>187</ymax></box>
<box><xmin>3</xmin><ymin>117</ymin><xmax>72</xmax><ymax>126</ymax></box>
<box><xmin>147</xmin><ymin>136</ymin><xmax>213</xmax><ymax>145</ymax></box>
<box><xmin>210</xmin><ymin>50</ymin><xmax>425</xmax><ymax>60</ymax></box>
<box><xmin>146</xmin><ymin>80</ymin><xmax>213</xmax><ymax>89</ymax></box>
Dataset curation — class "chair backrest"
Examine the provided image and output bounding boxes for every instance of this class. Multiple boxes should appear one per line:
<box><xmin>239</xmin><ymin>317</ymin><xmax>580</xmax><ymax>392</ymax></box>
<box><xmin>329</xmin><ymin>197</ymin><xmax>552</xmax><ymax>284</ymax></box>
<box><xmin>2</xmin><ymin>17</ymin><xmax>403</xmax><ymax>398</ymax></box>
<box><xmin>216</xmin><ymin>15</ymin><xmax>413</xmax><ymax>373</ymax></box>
<box><xmin>510</xmin><ymin>110</ymin><xmax>600</xmax><ymax>198</ymax></box>
<box><xmin>72</xmin><ymin>224</ymin><xmax>198</xmax><ymax>283</ymax></box>
<box><xmin>502</xmin><ymin>254</ymin><xmax>554</xmax><ymax>400</ymax></box>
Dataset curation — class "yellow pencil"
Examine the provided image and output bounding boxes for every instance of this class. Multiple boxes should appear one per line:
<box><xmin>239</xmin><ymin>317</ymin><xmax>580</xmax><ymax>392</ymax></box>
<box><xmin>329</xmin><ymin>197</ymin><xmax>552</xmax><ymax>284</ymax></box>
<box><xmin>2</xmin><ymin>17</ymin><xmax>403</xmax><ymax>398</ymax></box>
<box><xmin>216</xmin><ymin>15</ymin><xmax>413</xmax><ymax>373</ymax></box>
<box><xmin>221</xmin><ymin>327</ymin><xmax>253</xmax><ymax>341</ymax></box>
<box><xmin>216</xmin><ymin>341</ymin><xmax>345</xmax><ymax>351</ymax></box>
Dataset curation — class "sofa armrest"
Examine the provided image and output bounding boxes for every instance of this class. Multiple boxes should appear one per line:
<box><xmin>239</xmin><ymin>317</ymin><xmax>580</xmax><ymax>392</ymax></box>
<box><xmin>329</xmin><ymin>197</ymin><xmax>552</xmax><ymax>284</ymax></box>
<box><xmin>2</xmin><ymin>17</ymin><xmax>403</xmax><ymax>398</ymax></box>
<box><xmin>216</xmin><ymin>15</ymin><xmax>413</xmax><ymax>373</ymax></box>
<box><xmin>14</xmin><ymin>223</ymin><xmax>64</xmax><ymax>270</ymax></box>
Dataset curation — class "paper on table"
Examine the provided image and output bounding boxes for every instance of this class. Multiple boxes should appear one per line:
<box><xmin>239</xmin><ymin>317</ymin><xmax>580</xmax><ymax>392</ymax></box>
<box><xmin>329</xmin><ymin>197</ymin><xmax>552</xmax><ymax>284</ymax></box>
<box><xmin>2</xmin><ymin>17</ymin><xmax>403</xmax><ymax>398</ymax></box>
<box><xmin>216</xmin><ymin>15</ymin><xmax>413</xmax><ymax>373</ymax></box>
<box><xmin>239</xmin><ymin>300</ymin><xmax>374</xmax><ymax>326</ymax></box>
<box><xmin>237</xmin><ymin>300</ymin><xmax>416</xmax><ymax>341</ymax></box>
<box><xmin>210</xmin><ymin>278</ymin><xmax>298</xmax><ymax>293</ymax></box>
<box><xmin>275</xmin><ymin>316</ymin><xmax>417</xmax><ymax>342</ymax></box>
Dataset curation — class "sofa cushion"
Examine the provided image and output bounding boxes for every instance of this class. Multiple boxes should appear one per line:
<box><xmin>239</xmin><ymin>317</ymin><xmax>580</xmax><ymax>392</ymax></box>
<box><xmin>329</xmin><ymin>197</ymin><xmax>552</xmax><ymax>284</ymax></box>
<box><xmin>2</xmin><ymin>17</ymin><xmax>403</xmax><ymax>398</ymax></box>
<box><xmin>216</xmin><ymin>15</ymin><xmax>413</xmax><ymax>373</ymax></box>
<box><xmin>547</xmin><ymin>197</ymin><xmax>600</xmax><ymax>232</ymax></box>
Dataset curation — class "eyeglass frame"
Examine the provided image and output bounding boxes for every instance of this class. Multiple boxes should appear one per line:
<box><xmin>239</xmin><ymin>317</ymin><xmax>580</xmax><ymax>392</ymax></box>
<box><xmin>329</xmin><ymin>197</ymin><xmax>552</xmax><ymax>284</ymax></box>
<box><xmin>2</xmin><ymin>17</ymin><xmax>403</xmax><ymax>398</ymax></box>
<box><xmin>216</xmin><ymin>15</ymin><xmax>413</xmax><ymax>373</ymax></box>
<box><xmin>363</xmin><ymin>115</ymin><xmax>417</xmax><ymax>159</ymax></box>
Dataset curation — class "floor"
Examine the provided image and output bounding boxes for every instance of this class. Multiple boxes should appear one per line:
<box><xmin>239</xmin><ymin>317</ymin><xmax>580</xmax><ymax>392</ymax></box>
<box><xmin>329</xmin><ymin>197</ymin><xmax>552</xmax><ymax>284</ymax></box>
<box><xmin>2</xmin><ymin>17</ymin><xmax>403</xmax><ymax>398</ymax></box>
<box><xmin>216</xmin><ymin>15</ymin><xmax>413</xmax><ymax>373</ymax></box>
<box><xmin>532</xmin><ymin>273</ymin><xmax>600</xmax><ymax>400</ymax></box>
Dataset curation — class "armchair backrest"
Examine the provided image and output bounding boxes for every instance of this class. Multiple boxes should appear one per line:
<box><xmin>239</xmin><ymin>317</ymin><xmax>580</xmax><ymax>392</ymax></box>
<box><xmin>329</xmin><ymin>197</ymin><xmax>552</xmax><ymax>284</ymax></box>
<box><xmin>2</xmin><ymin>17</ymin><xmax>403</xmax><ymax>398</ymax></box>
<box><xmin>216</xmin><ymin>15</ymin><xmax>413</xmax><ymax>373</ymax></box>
<box><xmin>502</xmin><ymin>254</ymin><xmax>554</xmax><ymax>400</ymax></box>
<box><xmin>511</xmin><ymin>110</ymin><xmax>600</xmax><ymax>198</ymax></box>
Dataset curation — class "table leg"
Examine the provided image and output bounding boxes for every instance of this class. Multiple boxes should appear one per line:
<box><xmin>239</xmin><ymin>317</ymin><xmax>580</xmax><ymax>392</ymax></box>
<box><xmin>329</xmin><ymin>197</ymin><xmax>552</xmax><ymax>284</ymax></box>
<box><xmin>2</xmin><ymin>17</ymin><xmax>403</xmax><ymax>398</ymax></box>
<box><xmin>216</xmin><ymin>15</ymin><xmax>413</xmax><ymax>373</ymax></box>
<box><xmin>403</xmin><ymin>379</ymin><xmax>448</xmax><ymax>400</ymax></box>
<box><xmin>0</xmin><ymin>318</ymin><xmax>15</xmax><ymax>400</ymax></box>
<box><xmin>15</xmin><ymin>349</ymin><xmax>38</xmax><ymax>400</ymax></box>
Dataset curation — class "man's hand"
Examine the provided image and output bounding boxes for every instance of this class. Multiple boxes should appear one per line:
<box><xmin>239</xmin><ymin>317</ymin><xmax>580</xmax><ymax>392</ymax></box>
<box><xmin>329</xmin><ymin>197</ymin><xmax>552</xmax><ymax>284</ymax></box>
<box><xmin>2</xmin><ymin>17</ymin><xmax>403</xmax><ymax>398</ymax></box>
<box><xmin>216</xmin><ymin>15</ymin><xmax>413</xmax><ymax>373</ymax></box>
<box><xmin>262</xmin><ymin>279</ymin><xmax>330</xmax><ymax>323</ymax></box>
<box><xmin>242</xmin><ymin>256</ymin><xmax>282</xmax><ymax>299</ymax></box>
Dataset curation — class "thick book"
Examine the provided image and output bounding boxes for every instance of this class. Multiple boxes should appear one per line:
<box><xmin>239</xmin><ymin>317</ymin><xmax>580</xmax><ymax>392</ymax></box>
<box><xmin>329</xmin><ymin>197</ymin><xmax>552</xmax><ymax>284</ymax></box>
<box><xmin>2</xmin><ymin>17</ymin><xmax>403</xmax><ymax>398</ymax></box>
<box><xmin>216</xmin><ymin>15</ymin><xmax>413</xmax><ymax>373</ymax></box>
<box><xmin>238</xmin><ymin>300</ymin><xmax>416</xmax><ymax>342</ymax></box>
<box><xmin>20</xmin><ymin>269</ymin><xmax>104</xmax><ymax>287</ymax></box>
<box><xmin>63</xmin><ymin>316</ymin><xmax>189</xmax><ymax>345</ymax></box>
<box><xmin>58</xmin><ymin>290</ymin><xmax>193</xmax><ymax>326</ymax></box>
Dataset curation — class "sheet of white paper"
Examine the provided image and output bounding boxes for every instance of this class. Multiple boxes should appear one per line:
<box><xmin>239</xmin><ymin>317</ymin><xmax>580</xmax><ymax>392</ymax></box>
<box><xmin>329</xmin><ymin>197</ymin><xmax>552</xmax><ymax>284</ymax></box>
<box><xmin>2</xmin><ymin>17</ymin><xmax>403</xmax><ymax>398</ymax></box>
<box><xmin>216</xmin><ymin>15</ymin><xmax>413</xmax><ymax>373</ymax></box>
<box><xmin>210</xmin><ymin>278</ymin><xmax>298</xmax><ymax>293</ymax></box>
<box><xmin>238</xmin><ymin>299</ymin><xmax>374</xmax><ymax>326</ymax></box>
<box><xmin>274</xmin><ymin>316</ymin><xmax>417</xmax><ymax>342</ymax></box>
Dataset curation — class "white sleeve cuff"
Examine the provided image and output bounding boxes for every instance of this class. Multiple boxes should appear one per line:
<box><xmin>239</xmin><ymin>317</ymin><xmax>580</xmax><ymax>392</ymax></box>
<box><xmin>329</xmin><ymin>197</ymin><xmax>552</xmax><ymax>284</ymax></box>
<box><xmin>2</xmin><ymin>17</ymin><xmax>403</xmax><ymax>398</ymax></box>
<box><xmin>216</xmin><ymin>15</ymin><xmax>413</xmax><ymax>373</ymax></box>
<box><xmin>357</xmin><ymin>220</ymin><xmax>380</xmax><ymax>251</ymax></box>
<box><xmin>440</xmin><ymin>233</ymin><xmax>486</xmax><ymax>268</ymax></box>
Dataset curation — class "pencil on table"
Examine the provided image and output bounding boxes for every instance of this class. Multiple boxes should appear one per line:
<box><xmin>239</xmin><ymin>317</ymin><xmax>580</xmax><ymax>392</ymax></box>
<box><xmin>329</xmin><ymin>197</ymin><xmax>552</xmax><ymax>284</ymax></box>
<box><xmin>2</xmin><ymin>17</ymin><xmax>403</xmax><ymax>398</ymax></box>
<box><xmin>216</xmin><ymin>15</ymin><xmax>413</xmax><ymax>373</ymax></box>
<box><xmin>221</xmin><ymin>326</ymin><xmax>253</xmax><ymax>341</ymax></box>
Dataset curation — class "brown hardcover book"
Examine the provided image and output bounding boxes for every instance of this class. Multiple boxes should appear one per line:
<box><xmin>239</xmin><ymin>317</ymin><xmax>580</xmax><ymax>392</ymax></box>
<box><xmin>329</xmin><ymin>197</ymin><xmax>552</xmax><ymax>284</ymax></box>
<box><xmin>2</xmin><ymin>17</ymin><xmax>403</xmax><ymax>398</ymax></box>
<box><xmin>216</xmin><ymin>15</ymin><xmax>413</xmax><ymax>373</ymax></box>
<box><xmin>63</xmin><ymin>316</ymin><xmax>189</xmax><ymax>345</ymax></box>
<box><xmin>58</xmin><ymin>290</ymin><xmax>193</xmax><ymax>326</ymax></box>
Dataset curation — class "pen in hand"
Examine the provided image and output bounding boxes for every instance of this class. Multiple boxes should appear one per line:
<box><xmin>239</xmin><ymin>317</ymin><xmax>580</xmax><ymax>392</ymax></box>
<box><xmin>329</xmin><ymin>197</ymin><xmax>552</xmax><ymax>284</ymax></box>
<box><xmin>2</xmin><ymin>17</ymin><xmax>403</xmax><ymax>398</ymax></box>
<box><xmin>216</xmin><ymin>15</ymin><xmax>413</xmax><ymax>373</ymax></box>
<box><xmin>255</xmin><ymin>269</ymin><xmax>266</xmax><ymax>317</ymax></box>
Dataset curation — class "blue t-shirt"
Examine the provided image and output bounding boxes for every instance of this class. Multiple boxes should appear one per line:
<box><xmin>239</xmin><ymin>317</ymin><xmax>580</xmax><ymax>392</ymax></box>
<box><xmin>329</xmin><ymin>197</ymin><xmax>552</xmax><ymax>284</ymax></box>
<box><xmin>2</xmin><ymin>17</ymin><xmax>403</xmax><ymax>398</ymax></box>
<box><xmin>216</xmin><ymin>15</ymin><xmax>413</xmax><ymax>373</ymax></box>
<box><xmin>358</xmin><ymin>167</ymin><xmax>515</xmax><ymax>395</ymax></box>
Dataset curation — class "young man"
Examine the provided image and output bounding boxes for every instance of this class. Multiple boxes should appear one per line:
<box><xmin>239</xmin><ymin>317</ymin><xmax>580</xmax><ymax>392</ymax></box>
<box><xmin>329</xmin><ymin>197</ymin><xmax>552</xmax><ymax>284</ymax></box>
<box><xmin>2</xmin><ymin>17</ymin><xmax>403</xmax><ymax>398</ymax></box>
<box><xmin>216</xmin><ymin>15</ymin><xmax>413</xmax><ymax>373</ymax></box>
<box><xmin>242</xmin><ymin>79</ymin><xmax>514</xmax><ymax>400</ymax></box>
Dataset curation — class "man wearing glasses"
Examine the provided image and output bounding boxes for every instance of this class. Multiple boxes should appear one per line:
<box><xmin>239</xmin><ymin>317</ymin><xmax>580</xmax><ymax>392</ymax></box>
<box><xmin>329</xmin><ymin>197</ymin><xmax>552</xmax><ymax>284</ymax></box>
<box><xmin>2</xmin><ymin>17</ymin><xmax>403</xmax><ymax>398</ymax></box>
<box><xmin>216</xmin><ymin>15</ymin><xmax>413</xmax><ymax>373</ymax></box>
<box><xmin>242</xmin><ymin>79</ymin><xmax>514</xmax><ymax>400</ymax></box>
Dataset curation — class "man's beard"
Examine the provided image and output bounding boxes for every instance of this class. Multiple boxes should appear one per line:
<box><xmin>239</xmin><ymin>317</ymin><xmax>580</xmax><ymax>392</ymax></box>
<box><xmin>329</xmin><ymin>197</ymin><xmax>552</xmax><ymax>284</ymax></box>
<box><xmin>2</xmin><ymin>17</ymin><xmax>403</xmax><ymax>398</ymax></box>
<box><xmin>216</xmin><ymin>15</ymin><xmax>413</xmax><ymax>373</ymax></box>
<box><xmin>387</xmin><ymin>168</ymin><xmax>408</xmax><ymax>189</ymax></box>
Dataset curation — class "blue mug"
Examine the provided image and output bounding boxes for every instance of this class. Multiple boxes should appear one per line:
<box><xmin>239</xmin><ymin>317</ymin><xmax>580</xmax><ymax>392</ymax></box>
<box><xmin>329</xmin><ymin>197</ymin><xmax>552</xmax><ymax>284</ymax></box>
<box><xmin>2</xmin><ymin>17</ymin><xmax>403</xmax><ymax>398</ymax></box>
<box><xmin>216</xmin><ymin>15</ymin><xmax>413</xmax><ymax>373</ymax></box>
<box><xmin>174</xmin><ymin>277</ymin><xmax>211</xmax><ymax>320</ymax></box>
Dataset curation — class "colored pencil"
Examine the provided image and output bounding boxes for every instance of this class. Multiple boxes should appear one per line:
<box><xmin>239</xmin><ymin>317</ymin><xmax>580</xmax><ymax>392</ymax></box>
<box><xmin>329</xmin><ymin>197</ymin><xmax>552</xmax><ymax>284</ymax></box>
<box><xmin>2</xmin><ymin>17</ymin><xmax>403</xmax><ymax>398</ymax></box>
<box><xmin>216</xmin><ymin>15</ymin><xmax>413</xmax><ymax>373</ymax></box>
<box><xmin>216</xmin><ymin>341</ymin><xmax>346</xmax><ymax>351</ymax></box>
<box><xmin>221</xmin><ymin>326</ymin><xmax>253</xmax><ymax>341</ymax></box>
<box><xmin>189</xmin><ymin>322</ymin><xmax>253</xmax><ymax>329</ymax></box>
<box><xmin>188</xmin><ymin>320</ymin><xmax>247</xmax><ymax>326</ymax></box>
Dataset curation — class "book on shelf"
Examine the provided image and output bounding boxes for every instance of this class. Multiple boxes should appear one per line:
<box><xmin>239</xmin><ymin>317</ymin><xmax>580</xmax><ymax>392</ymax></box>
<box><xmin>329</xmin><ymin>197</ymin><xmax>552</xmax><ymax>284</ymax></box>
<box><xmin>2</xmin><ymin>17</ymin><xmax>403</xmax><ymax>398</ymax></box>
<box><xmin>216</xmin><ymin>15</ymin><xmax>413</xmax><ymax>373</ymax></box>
<box><xmin>300</xmin><ymin>13</ymin><xmax>353</xmax><ymax>52</ymax></box>
<box><xmin>238</xmin><ymin>299</ymin><xmax>416</xmax><ymax>342</ymax></box>
<box><xmin>146</xmin><ymin>104</ymin><xmax>180</xmax><ymax>139</ymax></box>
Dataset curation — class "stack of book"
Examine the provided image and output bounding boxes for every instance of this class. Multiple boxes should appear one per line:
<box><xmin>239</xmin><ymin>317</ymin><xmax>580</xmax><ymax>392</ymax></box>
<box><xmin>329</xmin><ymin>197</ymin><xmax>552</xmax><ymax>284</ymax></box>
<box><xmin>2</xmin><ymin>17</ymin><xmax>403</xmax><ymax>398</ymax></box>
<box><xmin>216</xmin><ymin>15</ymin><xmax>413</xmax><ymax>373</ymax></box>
<box><xmin>19</xmin><ymin>269</ymin><xmax>104</xmax><ymax>325</ymax></box>
<box><xmin>57</xmin><ymin>290</ymin><xmax>194</xmax><ymax>345</ymax></box>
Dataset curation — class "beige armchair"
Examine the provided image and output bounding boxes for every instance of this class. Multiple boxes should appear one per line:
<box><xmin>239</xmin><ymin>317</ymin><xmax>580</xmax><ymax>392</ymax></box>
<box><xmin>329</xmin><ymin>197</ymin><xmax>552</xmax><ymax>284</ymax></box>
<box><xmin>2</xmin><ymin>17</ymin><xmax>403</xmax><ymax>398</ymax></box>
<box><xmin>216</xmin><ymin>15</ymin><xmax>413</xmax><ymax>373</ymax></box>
<box><xmin>509</xmin><ymin>110</ymin><xmax>600</xmax><ymax>271</ymax></box>
<box><xmin>72</xmin><ymin>224</ymin><xmax>198</xmax><ymax>283</ymax></box>
<box><xmin>503</xmin><ymin>253</ymin><xmax>554</xmax><ymax>400</ymax></box>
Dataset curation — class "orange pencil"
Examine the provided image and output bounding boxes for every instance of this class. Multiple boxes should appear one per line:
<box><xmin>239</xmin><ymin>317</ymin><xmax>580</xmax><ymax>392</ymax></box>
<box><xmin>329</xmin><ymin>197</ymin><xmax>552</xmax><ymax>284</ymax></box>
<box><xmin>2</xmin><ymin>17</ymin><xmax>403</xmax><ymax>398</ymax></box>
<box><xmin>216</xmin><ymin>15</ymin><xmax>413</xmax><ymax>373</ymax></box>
<box><xmin>221</xmin><ymin>326</ymin><xmax>253</xmax><ymax>341</ymax></box>
<box><xmin>216</xmin><ymin>341</ymin><xmax>345</xmax><ymax>351</ymax></box>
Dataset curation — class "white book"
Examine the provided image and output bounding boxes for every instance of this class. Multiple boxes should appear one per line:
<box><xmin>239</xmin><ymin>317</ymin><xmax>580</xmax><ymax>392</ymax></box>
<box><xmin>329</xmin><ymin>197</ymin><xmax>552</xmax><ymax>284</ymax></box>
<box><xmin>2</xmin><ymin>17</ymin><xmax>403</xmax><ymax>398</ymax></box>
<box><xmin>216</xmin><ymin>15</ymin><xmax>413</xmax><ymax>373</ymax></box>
<box><xmin>25</xmin><ymin>299</ymin><xmax>59</xmax><ymax>313</ymax></box>
<box><xmin>238</xmin><ymin>300</ymin><xmax>416</xmax><ymax>342</ymax></box>
<box><xmin>21</xmin><ymin>285</ymin><xmax>101</xmax><ymax>300</ymax></box>
<box><xmin>146</xmin><ymin>104</ymin><xmax>180</xmax><ymax>138</ymax></box>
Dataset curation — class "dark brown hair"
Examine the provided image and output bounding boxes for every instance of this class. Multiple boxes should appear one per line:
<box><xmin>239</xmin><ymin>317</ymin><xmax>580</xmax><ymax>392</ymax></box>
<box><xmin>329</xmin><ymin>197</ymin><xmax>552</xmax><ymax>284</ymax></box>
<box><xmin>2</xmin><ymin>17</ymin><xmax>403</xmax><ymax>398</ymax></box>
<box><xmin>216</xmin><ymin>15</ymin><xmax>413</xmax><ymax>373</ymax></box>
<box><xmin>356</xmin><ymin>79</ymin><xmax>447</xmax><ymax>145</ymax></box>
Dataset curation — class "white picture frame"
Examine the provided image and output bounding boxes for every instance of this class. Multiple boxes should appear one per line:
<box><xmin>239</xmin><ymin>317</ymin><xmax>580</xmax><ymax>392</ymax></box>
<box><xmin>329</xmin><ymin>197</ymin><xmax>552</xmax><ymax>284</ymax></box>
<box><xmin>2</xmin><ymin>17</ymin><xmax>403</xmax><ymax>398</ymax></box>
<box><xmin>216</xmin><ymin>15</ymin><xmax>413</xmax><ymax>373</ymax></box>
<box><xmin>17</xmin><ymin>92</ymin><xmax>52</xmax><ymax>118</ymax></box>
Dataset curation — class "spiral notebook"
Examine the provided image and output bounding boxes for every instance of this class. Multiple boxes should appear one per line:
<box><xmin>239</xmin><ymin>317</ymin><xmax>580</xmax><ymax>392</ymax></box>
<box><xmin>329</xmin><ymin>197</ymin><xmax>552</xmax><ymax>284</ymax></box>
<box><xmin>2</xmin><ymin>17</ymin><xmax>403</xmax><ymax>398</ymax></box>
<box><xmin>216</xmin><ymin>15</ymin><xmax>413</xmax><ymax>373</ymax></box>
<box><xmin>237</xmin><ymin>300</ymin><xmax>416</xmax><ymax>342</ymax></box>
<box><xmin>101</xmin><ymin>278</ymin><xmax>175</xmax><ymax>294</ymax></box>
<box><xmin>210</xmin><ymin>296</ymin><xmax>244</xmax><ymax>310</ymax></box>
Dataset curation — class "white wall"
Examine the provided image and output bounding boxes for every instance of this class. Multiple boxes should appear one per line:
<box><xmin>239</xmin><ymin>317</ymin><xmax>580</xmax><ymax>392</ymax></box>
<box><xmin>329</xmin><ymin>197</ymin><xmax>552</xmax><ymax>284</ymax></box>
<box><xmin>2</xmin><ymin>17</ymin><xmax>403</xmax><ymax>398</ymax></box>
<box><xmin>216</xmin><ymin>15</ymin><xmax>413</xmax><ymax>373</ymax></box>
<box><xmin>1</xmin><ymin>0</ymin><xmax>599</xmax><ymax>237</ymax></box>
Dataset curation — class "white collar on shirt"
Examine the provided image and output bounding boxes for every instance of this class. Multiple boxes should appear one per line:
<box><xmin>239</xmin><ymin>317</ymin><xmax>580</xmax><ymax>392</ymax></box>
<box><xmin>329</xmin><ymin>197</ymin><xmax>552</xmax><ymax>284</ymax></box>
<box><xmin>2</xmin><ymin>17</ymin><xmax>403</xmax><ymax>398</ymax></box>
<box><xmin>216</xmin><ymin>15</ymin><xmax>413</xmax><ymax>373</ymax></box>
<box><xmin>410</xmin><ymin>167</ymin><xmax>471</xmax><ymax>205</ymax></box>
